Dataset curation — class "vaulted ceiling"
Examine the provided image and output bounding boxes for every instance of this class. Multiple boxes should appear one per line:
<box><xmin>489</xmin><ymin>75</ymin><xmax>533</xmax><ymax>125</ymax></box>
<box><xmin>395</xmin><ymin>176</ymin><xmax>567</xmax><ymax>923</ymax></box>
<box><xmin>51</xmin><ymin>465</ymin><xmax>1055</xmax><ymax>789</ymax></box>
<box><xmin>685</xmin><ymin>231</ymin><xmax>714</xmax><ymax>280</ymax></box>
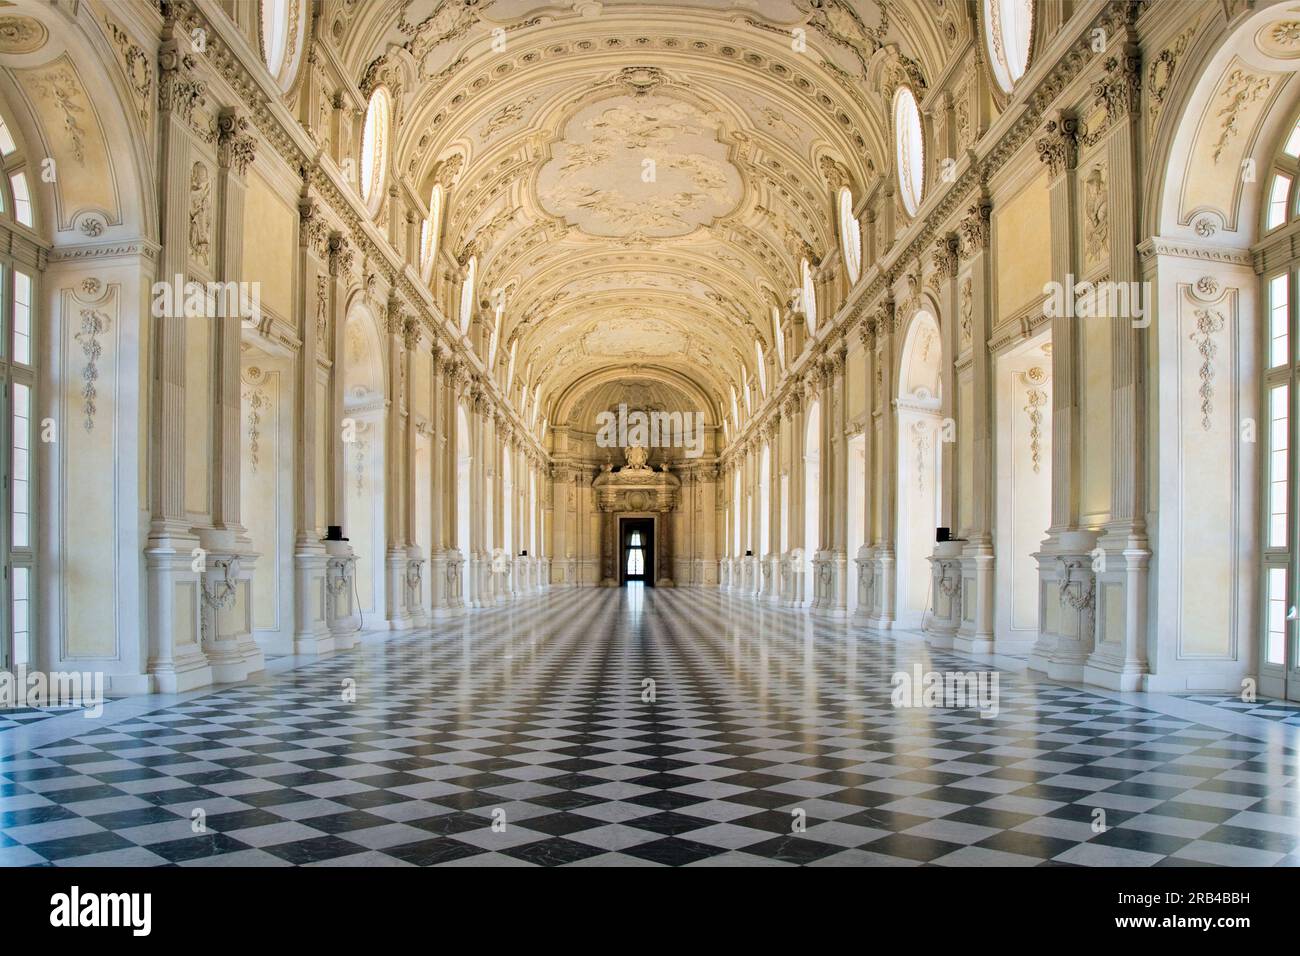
<box><xmin>333</xmin><ymin>0</ymin><xmax>964</xmax><ymax>427</ymax></box>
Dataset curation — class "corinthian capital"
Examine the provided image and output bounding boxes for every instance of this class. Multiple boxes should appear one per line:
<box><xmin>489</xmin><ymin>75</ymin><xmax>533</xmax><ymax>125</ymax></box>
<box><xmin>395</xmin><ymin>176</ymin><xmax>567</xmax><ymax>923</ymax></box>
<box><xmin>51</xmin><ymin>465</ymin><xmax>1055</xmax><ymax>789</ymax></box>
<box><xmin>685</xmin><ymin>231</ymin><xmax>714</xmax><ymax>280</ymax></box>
<box><xmin>1035</xmin><ymin>112</ymin><xmax>1078</xmax><ymax>179</ymax></box>
<box><xmin>328</xmin><ymin>233</ymin><xmax>354</xmax><ymax>277</ymax></box>
<box><xmin>959</xmin><ymin>200</ymin><xmax>991</xmax><ymax>259</ymax></box>
<box><xmin>931</xmin><ymin>234</ymin><xmax>959</xmax><ymax>282</ymax></box>
<box><xmin>1092</xmin><ymin>45</ymin><xmax>1141</xmax><ymax>124</ymax></box>
<box><xmin>217</xmin><ymin>108</ymin><xmax>257</xmax><ymax>177</ymax></box>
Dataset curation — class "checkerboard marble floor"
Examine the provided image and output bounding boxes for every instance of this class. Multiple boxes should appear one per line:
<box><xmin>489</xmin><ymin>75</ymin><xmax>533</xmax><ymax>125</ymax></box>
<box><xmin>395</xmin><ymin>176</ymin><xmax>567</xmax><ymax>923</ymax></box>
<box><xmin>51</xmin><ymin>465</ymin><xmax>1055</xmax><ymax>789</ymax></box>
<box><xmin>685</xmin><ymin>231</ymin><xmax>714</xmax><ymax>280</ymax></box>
<box><xmin>0</xmin><ymin>705</ymin><xmax>95</xmax><ymax>733</ymax></box>
<box><xmin>1179</xmin><ymin>694</ymin><xmax>1300</xmax><ymax>726</ymax></box>
<box><xmin>3</xmin><ymin>586</ymin><xmax>1299</xmax><ymax>867</ymax></box>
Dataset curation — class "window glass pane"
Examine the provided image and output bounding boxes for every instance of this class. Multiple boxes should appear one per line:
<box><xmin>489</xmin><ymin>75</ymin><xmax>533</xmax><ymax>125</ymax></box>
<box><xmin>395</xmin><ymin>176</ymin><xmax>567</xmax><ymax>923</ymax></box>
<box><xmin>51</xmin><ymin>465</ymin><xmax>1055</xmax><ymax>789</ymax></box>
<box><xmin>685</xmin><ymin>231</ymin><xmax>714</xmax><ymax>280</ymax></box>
<box><xmin>12</xmin><ymin>382</ymin><xmax>29</xmax><ymax>549</ymax></box>
<box><xmin>9</xmin><ymin>171</ymin><xmax>31</xmax><ymax>227</ymax></box>
<box><xmin>0</xmin><ymin>116</ymin><xmax>14</xmax><ymax>156</ymax></box>
<box><xmin>801</xmin><ymin>259</ymin><xmax>817</xmax><ymax>333</ymax></box>
<box><xmin>1270</xmin><ymin>274</ymin><xmax>1289</xmax><ymax>369</ymax></box>
<box><xmin>261</xmin><ymin>0</ymin><xmax>289</xmax><ymax>74</ymax></box>
<box><xmin>894</xmin><ymin>87</ymin><xmax>924</xmax><ymax>216</ymax></box>
<box><xmin>1286</xmin><ymin>120</ymin><xmax>1300</xmax><ymax>158</ymax></box>
<box><xmin>1268</xmin><ymin>173</ymin><xmax>1292</xmax><ymax>230</ymax></box>
<box><xmin>12</xmin><ymin>567</ymin><xmax>29</xmax><ymax>666</ymax></box>
<box><xmin>359</xmin><ymin>87</ymin><xmax>390</xmax><ymax>207</ymax></box>
<box><xmin>1267</xmin><ymin>567</ymin><xmax>1288</xmax><ymax>666</ymax></box>
<box><xmin>984</xmin><ymin>0</ymin><xmax>1034</xmax><ymax>93</ymax></box>
<box><xmin>1270</xmin><ymin>384</ymin><xmax>1289</xmax><ymax>549</ymax></box>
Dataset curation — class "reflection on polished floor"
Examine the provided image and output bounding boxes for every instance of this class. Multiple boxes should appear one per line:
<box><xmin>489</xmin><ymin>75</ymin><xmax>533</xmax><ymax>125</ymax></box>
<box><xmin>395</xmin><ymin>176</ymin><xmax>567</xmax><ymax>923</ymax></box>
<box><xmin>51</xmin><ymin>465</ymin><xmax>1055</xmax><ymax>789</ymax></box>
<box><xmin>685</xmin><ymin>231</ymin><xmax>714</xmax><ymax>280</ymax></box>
<box><xmin>1</xmin><ymin>588</ymin><xmax>1298</xmax><ymax>867</ymax></box>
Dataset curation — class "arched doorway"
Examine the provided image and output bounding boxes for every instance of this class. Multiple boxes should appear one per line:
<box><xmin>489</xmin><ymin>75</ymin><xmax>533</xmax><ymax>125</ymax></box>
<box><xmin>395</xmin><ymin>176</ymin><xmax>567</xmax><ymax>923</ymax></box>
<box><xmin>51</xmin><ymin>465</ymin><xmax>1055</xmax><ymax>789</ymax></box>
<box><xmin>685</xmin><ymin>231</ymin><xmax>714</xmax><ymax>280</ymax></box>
<box><xmin>895</xmin><ymin>312</ymin><xmax>943</xmax><ymax>628</ymax></box>
<box><xmin>1141</xmin><ymin>3</ymin><xmax>1300</xmax><ymax>695</ymax></box>
<box><xmin>342</xmin><ymin>307</ymin><xmax>386</xmax><ymax>621</ymax></box>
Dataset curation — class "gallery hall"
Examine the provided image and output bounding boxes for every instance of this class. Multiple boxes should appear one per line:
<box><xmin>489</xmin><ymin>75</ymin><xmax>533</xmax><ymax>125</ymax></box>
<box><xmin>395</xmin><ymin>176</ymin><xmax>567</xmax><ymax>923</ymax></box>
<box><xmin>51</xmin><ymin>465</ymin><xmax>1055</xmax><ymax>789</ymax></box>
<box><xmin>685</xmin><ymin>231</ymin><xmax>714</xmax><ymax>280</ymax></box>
<box><xmin>0</xmin><ymin>0</ymin><xmax>1294</xmax><ymax>898</ymax></box>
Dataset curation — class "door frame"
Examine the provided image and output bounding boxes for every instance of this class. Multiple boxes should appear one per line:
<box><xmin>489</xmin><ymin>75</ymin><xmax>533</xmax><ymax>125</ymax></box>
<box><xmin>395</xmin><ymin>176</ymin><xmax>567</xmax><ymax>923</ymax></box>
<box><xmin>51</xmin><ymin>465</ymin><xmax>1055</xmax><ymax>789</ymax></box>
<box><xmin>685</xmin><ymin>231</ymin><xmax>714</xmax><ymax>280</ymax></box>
<box><xmin>618</xmin><ymin>516</ymin><xmax>655</xmax><ymax>587</ymax></box>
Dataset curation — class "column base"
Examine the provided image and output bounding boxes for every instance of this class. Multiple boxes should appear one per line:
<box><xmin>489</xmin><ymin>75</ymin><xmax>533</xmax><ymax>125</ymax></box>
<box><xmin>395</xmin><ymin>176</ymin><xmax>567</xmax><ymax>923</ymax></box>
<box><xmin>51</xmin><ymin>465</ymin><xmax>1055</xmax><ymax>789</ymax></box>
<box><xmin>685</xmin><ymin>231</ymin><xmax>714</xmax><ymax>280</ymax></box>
<box><xmin>293</xmin><ymin>542</ymin><xmax>332</xmax><ymax>655</ymax></box>
<box><xmin>149</xmin><ymin>655</ymin><xmax>214</xmax><ymax>695</ymax></box>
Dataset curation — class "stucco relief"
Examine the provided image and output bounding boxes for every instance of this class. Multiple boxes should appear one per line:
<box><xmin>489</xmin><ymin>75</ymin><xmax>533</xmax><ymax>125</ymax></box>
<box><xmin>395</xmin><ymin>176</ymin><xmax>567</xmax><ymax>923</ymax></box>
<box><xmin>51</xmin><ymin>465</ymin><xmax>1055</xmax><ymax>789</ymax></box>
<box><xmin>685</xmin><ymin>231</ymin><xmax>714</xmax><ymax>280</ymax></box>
<box><xmin>189</xmin><ymin>163</ymin><xmax>212</xmax><ymax>266</ymax></box>
<box><xmin>75</xmin><ymin>309</ymin><xmax>112</xmax><ymax>432</ymax></box>
<box><xmin>1189</xmin><ymin>308</ymin><xmax>1225</xmax><ymax>432</ymax></box>
<box><xmin>1082</xmin><ymin>165</ymin><xmax>1108</xmax><ymax>268</ymax></box>
<box><xmin>0</xmin><ymin>15</ymin><xmax>48</xmax><ymax>54</ymax></box>
<box><xmin>537</xmin><ymin>95</ymin><xmax>741</xmax><ymax>238</ymax></box>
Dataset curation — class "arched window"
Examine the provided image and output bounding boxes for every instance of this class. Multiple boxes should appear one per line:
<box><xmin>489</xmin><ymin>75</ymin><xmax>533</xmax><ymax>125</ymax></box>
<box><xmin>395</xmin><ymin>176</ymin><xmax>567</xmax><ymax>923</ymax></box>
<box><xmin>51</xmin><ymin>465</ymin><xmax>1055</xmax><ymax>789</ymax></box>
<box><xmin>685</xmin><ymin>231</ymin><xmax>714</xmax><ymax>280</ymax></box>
<box><xmin>259</xmin><ymin>0</ymin><xmax>306</xmax><ymax>92</ymax></box>
<box><xmin>730</xmin><ymin>385</ymin><xmax>740</xmax><ymax>427</ymax></box>
<box><xmin>0</xmin><ymin>114</ymin><xmax>32</xmax><ymax>230</ymax></box>
<box><xmin>741</xmin><ymin>366</ymin><xmax>752</xmax><ymax>414</ymax></box>
<box><xmin>420</xmin><ymin>183</ymin><xmax>443</xmax><ymax>284</ymax></box>
<box><xmin>1259</xmin><ymin>107</ymin><xmax>1300</xmax><ymax>698</ymax></box>
<box><xmin>755</xmin><ymin>342</ymin><xmax>767</xmax><ymax>397</ymax></box>
<box><xmin>771</xmin><ymin>306</ymin><xmax>786</xmax><ymax>370</ymax></box>
<box><xmin>801</xmin><ymin>258</ymin><xmax>818</xmax><ymax>334</ymax></box>
<box><xmin>838</xmin><ymin>187</ymin><xmax>862</xmax><ymax>284</ymax></box>
<box><xmin>0</xmin><ymin>109</ymin><xmax>38</xmax><ymax>668</ymax></box>
<box><xmin>983</xmin><ymin>0</ymin><xmax>1034</xmax><ymax>95</ymax></box>
<box><xmin>488</xmin><ymin>301</ymin><xmax>503</xmax><ymax>368</ymax></box>
<box><xmin>505</xmin><ymin>338</ymin><xmax>518</xmax><ymax>393</ymax></box>
<box><xmin>359</xmin><ymin>86</ymin><xmax>391</xmax><ymax>213</ymax></box>
<box><xmin>894</xmin><ymin>86</ymin><xmax>925</xmax><ymax>217</ymax></box>
<box><xmin>1264</xmin><ymin>116</ymin><xmax>1300</xmax><ymax>233</ymax></box>
<box><xmin>459</xmin><ymin>255</ymin><xmax>476</xmax><ymax>335</ymax></box>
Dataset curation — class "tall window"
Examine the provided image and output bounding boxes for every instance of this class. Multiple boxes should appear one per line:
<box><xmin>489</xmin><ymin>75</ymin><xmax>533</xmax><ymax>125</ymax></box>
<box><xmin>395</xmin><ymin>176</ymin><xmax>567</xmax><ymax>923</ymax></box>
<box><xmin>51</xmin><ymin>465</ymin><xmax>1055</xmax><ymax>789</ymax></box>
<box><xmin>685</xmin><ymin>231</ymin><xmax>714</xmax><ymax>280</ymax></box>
<box><xmin>626</xmin><ymin>531</ymin><xmax>645</xmax><ymax>577</ymax></box>
<box><xmin>1261</xmin><ymin>113</ymin><xmax>1300</xmax><ymax>702</ymax></box>
<box><xmin>359</xmin><ymin>86</ymin><xmax>391</xmax><ymax>213</ymax></box>
<box><xmin>894</xmin><ymin>86</ymin><xmax>925</xmax><ymax>217</ymax></box>
<box><xmin>459</xmin><ymin>255</ymin><xmax>476</xmax><ymax>335</ymax></box>
<box><xmin>801</xmin><ymin>258</ymin><xmax>818</xmax><ymax>334</ymax></box>
<box><xmin>0</xmin><ymin>110</ymin><xmax>37</xmax><ymax>670</ymax></box>
<box><xmin>259</xmin><ymin>0</ymin><xmax>306</xmax><ymax>92</ymax></box>
<box><xmin>261</xmin><ymin>0</ymin><xmax>289</xmax><ymax>75</ymax></box>
<box><xmin>420</xmin><ymin>183</ymin><xmax>443</xmax><ymax>284</ymax></box>
<box><xmin>771</xmin><ymin>306</ymin><xmax>786</xmax><ymax>370</ymax></box>
<box><xmin>983</xmin><ymin>0</ymin><xmax>1034</xmax><ymax>95</ymax></box>
<box><xmin>838</xmin><ymin>187</ymin><xmax>862</xmax><ymax>284</ymax></box>
<box><xmin>488</xmin><ymin>301</ymin><xmax>503</xmax><ymax>369</ymax></box>
<box><xmin>755</xmin><ymin>342</ymin><xmax>767</xmax><ymax>397</ymax></box>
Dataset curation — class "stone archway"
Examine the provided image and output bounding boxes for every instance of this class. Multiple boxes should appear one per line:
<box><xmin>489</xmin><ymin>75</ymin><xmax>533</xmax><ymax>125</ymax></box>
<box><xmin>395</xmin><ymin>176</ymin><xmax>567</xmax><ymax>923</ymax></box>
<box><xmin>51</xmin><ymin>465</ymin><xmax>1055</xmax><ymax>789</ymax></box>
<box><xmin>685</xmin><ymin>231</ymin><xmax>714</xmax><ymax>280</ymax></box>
<box><xmin>593</xmin><ymin>447</ymin><xmax>680</xmax><ymax>587</ymax></box>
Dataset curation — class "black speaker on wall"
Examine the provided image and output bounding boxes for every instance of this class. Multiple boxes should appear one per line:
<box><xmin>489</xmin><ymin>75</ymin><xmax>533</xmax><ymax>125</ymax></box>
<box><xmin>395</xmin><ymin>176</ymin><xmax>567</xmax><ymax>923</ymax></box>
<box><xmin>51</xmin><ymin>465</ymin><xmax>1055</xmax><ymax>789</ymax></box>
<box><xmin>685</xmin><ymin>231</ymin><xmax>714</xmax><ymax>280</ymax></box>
<box><xmin>935</xmin><ymin>527</ymin><xmax>951</xmax><ymax>542</ymax></box>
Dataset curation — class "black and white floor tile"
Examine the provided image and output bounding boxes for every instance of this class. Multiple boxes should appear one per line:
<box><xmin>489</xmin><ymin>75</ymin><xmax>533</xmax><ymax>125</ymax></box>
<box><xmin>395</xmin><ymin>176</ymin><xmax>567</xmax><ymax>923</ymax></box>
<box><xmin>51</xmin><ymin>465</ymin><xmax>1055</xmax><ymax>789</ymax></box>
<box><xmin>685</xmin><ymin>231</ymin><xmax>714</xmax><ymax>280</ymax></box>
<box><xmin>0</xmin><ymin>706</ymin><xmax>95</xmax><ymax>734</ymax></box>
<box><xmin>1179</xmin><ymin>694</ymin><xmax>1300</xmax><ymax>727</ymax></box>
<box><xmin>2</xmin><ymin>587</ymin><xmax>1298</xmax><ymax>867</ymax></box>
